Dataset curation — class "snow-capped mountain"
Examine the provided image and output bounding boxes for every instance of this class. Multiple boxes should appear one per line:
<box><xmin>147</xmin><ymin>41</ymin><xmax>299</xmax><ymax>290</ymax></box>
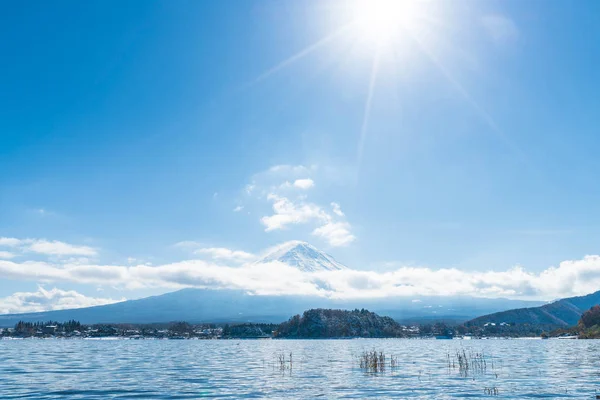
<box><xmin>0</xmin><ymin>240</ymin><xmax>547</xmax><ymax>326</ymax></box>
<box><xmin>256</xmin><ymin>241</ymin><xmax>348</xmax><ymax>272</ymax></box>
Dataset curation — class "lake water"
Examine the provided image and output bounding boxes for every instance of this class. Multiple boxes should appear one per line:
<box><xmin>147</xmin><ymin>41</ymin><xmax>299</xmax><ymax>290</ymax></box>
<box><xmin>1</xmin><ymin>338</ymin><xmax>599</xmax><ymax>399</ymax></box>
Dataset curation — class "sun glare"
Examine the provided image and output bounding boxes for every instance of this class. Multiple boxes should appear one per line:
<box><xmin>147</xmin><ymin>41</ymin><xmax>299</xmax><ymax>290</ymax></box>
<box><xmin>352</xmin><ymin>0</ymin><xmax>420</xmax><ymax>45</ymax></box>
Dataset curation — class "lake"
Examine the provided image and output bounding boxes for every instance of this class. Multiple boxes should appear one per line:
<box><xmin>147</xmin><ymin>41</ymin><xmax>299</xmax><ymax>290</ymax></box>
<box><xmin>1</xmin><ymin>338</ymin><xmax>599</xmax><ymax>399</ymax></box>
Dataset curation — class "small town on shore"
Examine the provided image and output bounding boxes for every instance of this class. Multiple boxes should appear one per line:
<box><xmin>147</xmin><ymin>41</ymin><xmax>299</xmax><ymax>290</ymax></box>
<box><xmin>2</xmin><ymin>306</ymin><xmax>598</xmax><ymax>340</ymax></box>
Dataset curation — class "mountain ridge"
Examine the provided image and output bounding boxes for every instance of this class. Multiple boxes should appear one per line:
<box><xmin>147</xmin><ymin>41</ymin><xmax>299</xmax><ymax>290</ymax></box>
<box><xmin>466</xmin><ymin>289</ymin><xmax>600</xmax><ymax>328</ymax></box>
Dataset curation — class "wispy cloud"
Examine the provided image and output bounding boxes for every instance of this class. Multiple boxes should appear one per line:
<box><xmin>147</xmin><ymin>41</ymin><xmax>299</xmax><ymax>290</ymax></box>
<box><xmin>331</xmin><ymin>202</ymin><xmax>345</xmax><ymax>217</ymax></box>
<box><xmin>268</xmin><ymin>164</ymin><xmax>314</xmax><ymax>175</ymax></box>
<box><xmin>481</xmin><ymin>14</ymin><xmax>519</xmax><ymax>44</ymax></box>
<box><xmin>175</xmin><ymin>242</ymin><xmax>256</xmax><ymax>263</ymax></box>
<box><xmin>233</xmin><ymin>205</ymin><xmax>244</xmax><ymax>212</ymax></box>
<box><xmin>0</xmin><ymin>238</ymin><xmax>22</xmax><ymax>247</ymax></box>
<box><xmin>28</xmin><ymin>240</ymin><xmax>97</xmax><ymax>256</ymax></box>
<box><xmin>29</xmin><ymin>208</ymin><xmax>59</xmax><ymax>218</ymax></box>
<box><xmin>194</xmin><ymin>247</ymin><xmax>256</xmax><ymax>263</ymax></box>
<box><xmin>244</xmin><ymin>184</ymin><xmax>256</xmax><ymax>195</ymax></box>
<box><xmin>0</xmin><ymin>237</ymin><xmax>97</xmax><ymax>257</ymax></box>
<box><xmin>0</xmin><ymin>286</ymin><xmax>124</xmax><ymax>314</ymax></box>
<box><xmin>244</xmin><ymin>164</ymin><xmax>317</xmax><ymax>198</ymax></box>
<box><xmin>515</xmin><ymin>229</ymin><xmax>573</xmax><ymax>236</ymax></box>
<box><xmin>173</xmin><ymin>240</ymin><xmax>200</xmax><ymax>250</ymax></box>
<box><xmin>0</xmin><ymin>251</ymin><xmax>15</xmax><ymax>259</ymax></box>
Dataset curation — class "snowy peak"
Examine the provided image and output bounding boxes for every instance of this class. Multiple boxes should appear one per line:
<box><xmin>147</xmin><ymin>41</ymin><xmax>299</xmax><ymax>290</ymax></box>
<box><xmin>256</xmin><ymin>241</ymin><xmax>348</xmax><ymax>272</ymax></box>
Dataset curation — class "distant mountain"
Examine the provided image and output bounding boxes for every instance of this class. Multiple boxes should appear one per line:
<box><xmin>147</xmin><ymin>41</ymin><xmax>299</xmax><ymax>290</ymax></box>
<box><xmin>0</xmin><ymin>288</ymin><xmax>321</xmax><ymax>327</ymax></box>
<box><xmin>0</xmin><ymin>241</ymin><xmax>547</xmax><ymax>327</ymax></box>
<box><xmin>256</xmin><ymin>241</ymin><xmax>347</xmax><ymax>272</ymax></box>
<box><xmin>466</xmin><ymin>290</ymin><xmax>600</xmax><ymax>328</ymax></box>
<box><xmin>0</xmin><ymin>288</ymin><xmax>544</xmax><ymax>327</ymax></box>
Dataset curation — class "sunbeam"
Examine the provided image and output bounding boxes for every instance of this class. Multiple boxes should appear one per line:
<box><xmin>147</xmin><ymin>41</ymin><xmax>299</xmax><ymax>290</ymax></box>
<box><xmin>249</xmin><ymin>25</ymin><xmax>351</xmax><ymax>86</ymax></box>
<box><xmin>357</xmin><ymin>47</ymin><xmax>381</xmax><ymax>168</ymax></box>
<box><xmin>241</xmin><ymin>0</ymin><xmax>523</xmax><ymax>170</ymax></box>
<box><xmin>406</xmin><ymin>28</ymin><xmax>523</xmax><ymax>156</ymax></box>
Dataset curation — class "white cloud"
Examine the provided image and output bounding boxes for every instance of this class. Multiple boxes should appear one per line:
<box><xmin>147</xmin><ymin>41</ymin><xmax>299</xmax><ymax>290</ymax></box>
<box><xmin>0</xmin><ymin>251</ymin><xmax>15</xmax><ymax>259</ymax></box>
<box><xmin>481</xmin><ymin>14</ymin><xmax>519</xmax><ymax>44</ymax></box>
<box><xmin>27</xmin><ymin>240</ymin><xmax>97</xmax><ymax>256</ymax></box>
<box><xmin>260</xmin><ymin>194</ymin><xmax>355</xmax><ymax>246</ymax></box>
<box><xmin>0</xmin><ymin>237</ymin><xmax>21</xmax><ymax>247</ymax></box>
<box><xmin>4</xmin><ymin>240</ymin><xmax>600</xmax><ymax>301</ymax></box>
<box><xmin>0</xmin><ymin>237</ymin><xmax>97</xmax><ymax>257</ymax></box>
<box><xmin>261</xmin><ymin>194</ymin><xmax>327</xmax><ymax>231</ymax></box>
<box><xmin>293</xmin><ymin>178</ymin><xmax>314</xmax><ymax>189</ymax></box>
<box><xmin>194</xmin><ymin>247</ymin><xmax>256</xmax><ymax>263</ymax></box>
<box><xmin>233</xmin><ymin>205</ymin><xmax>244</xmax><ymax>212</ymax></box>
<box><xmin>312</xmin><ymin>221</ymin><xmax>356</xmax><ymax>247</ymax></box>
<box><xmin>175</xmin><ymin>242</ymin><xmax>256</xmax><ymax>263</ymax></box>
<box><xmin>258</xmin><ymin>187</ymin><xmax>355</xmax><ymax>247</ymax></box>
<box><xmin>243</xmin><ymin>164</ymin><xmax>355</xmax><ymax>246</ymax></box>
<box><xmin>331</xmin><ymin>202</ymin><xmax>344</xmax><ymax>217</ymax></box>
<box><xmin>0</xmin><ymin>286</ymin><xmax>124</xmax><ymax>314</ymax></box>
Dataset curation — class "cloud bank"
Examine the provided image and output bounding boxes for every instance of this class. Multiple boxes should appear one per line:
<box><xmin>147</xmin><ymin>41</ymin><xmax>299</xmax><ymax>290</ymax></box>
<box><xmin>0</xmin><ymin>286</ymin><xmax>124</xmax><ymax>315</ymax></box>
<box><xmin>2</xmin><ymin>242</ymin><xmax>600</xmax><ymax>302</ymax></box>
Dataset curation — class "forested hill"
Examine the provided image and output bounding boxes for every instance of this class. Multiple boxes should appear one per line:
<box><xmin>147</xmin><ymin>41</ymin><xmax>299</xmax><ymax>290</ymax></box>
<box><xmin>274</xmin><ymin>308</ymin><xmax>405</xmax><ymax>338</ymax></box>
<box><xmin>466</xmin><ymin>290</ymin><xmax>600</xmax><ymax>328</ymax></box>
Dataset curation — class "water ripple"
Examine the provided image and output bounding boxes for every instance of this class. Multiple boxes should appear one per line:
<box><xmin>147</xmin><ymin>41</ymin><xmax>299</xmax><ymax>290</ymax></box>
<box><xmin>1</xmin><ymin>339</ymin><xmax>599</xmax><ymax>398</ymax></box>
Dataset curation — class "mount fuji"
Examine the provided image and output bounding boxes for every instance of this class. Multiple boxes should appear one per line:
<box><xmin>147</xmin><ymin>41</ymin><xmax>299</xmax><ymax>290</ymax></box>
<box><xmin>0</xmin><ymin>241</ymin><xmax>545</xmax><ymax>326</ymax></box>
<box><xmin>256</xmin><ymin>241</ymin><xmax>348</xmax><ymax>272</ymax></box>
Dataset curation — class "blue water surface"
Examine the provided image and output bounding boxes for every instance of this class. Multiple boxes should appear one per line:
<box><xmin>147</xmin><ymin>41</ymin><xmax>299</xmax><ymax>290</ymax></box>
<box><xmin>1</xmin><ymin>338</ymin><xmax>599</xmax><ymax>399</ymax></box>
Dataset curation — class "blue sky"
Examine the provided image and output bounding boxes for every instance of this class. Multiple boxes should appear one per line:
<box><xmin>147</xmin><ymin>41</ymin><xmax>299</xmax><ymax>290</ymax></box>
<box><xmin>1</xmin><ymin>0</ymin><xmax>600</xmax><ymax>312</ymax></box>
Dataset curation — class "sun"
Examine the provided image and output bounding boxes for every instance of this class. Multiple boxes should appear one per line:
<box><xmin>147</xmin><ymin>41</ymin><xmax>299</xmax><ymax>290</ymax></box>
<box><xmin>351</xmin><ymin>0</ymin><xmax>420</xmax><ymax>45</ymax></box>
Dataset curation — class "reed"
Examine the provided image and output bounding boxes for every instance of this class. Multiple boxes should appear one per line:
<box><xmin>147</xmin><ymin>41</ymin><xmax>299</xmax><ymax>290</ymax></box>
<box><xmin>274</xmin><ymin>351</ymin><xmax>293</xmax><ymax>372</ymax></box>
<box><xmin>358</xmin><ymin>350</ymin><xmax>397</xmax><ymax>373</ymax></box>
<box><xmin>390</xmin><ymin>354</ymin><xmax>398</xmax><ymax>370</ymax></box>
<box><xmin>447</xmin><ymin>349</ymin><xmax>488</xmax><ymax>377</ymax></box>
<box><xmin>484</xmin><ymin>387</ymin><xmax>499</xmax><ymax>395</ymax></box>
